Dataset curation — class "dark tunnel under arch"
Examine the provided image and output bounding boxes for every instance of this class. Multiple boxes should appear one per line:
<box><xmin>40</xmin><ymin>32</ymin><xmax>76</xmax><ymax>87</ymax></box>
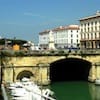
<box><xmin>16</xmin><ymin>70</ymin><xmax>34</xmax><ymax>80</ymax></box>
<box><xmin>50</xmin><ymin>58</ymin><xmax>92</xmax><ymax>82</ymax></box>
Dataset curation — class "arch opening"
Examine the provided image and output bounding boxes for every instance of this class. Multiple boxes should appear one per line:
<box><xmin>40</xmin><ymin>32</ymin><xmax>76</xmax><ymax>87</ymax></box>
<box><xmin>16</xmin><ymin>70</ymin><xmax>34</xmax><ymax>80</ymax></box>
<box><xmin>50</xmin><ymin>58</ymin><xmax>92</xmax><ymax>82</ymax></box>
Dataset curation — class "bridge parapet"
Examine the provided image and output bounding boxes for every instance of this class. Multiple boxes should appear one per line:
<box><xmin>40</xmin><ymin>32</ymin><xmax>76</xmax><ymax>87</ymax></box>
<box><xmin>1</xmin><ymin>49</ymin><xmax>100</xmax><ymax>58</ymax></box>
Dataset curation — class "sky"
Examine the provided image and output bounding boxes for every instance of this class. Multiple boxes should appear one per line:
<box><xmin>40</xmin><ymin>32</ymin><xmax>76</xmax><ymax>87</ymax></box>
<box><xmin>0</xmin><ymin>0</ymin><xmax>100</xmax><ymax>44</ymax></box>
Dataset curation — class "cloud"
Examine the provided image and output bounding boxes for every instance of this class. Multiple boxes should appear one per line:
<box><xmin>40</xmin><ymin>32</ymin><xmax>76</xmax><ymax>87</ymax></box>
<box><xmin>24</xmin><ymin>12</ymin><xmax>46</xmax><ymax>18</ymax></box>
<box><xmin>41</xmin><ymin>18</ymin><xmax>65</xmax><ymax>25</ymax></box>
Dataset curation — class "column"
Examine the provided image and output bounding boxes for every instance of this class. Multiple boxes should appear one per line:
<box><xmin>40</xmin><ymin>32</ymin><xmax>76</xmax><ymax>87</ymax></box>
<box><xmin>88</xmin><ymin>63</ymin><xmax>96</xmax><ymax>82</ymax></box>
<box><xmin>95</xmin><ymin>63</ymin><xmax>100</xmax><ymax>79</ymax></box>
<box><xmin>37</xmin><ymin>63</ymin><xmax>50</xmax><ymax>85</ymax></box>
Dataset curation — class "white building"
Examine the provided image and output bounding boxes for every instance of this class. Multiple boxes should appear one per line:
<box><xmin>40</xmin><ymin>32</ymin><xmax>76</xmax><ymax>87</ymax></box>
<box><xmin>79</xmin><ymin>11</ymin><xmax>100</xmax><ymax>49</ymax></box>
<box><xmin>39</xmin><ymin>25</ymin><xmax>80</xmax><ymax>50</ymax></box>
<box><xmin>39</xmin><ymin>30</ymin><xmax>50</xmax><ymax>49</ymax></box>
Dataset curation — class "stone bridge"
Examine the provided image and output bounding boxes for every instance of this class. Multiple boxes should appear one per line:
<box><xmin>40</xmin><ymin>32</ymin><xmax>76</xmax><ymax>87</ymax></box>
<box><xmin>1</xmin><ymin>53</ymin><xmax>100</xmax><ymax>85</ymax></box>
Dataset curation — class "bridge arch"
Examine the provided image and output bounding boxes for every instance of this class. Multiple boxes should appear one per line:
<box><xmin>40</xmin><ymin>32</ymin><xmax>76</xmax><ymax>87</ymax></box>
<box><xmin>16</xmin><ymin>70</ymin><xmax>34</xmax><ymax>80</ymax></box>
<box><xmin>50</xmin><ymin>57</ymin><xmax>92</xmax><ymax>82</ymax></box>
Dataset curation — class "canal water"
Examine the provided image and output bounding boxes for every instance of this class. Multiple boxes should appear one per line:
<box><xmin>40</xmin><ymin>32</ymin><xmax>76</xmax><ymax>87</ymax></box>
<box><xmin>3</xmin><ymin>81</ymin><xmax>100</xmax><ymax>100</ymax></box>
<box><xmin>49</xmin><ymin>81</ymin><xmax>100</xmax><ymax>100</ymax></box>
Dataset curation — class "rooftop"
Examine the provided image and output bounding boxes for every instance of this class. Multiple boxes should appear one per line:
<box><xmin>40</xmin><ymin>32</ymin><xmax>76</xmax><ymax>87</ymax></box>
<box><xmin>39</xmin><ymin>25</ymin><xmax>79</xmax><ymax>35</ymax></box>
<box><xmin>79</xmin><ymin>11</ymin><xmax>100</xmax><ymax>21</ymax></box>
<box><xmin>53</xmin><ymin>25</ymin><xmax>79</xmax><ymax>31</ymax></box>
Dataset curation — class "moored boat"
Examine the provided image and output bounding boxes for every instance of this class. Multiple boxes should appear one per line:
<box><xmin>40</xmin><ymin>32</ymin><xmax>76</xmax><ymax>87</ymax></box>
<box><xmin>7</xmin><ymin>77</ymin><xmax>56</xmax><ymax>100</ymax></box>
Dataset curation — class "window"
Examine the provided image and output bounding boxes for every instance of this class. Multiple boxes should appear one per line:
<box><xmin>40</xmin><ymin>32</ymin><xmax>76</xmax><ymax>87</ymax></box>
<box><xmin>81</xmin><ymin>24</ymin><xmax>83</xmax><ymax>26</ymax></box>
<box><xmin>95</xmin><ymin>33</ymin><xmax>96</xmax><ymax>38</ymax></box>
<box><xmin>77</xmin><ymin>39</ymin><xmax>78</xmax><ymax>43</ymax></box>
<box><xmin>88</xmin><ymin>33</ymin><xmax>89</xmax><ymax>39</ymax></box>
<box><xmin>91</xmin><ymin>22</ymin><xmax>93</xmax><ymax>25</ymax></box>
<box><xmin>81</xmin><ymin>34</ymin><xmax>82</xmax><ymax>39</ymax></box>
<box><xmin>71</xmin><ymin>34</ymin><xmax>73</xmax><ymax>37</ymax></box>
<box><xmin>77</xmin><ymin>34</ymin><xmax>78</xmax><ymax>38</ymax></box>
<box><xmin>95</xmin><ymin>26</ymin><xmax>97</xmax><ymax>31</ymax></box>
<box><xmin>84</xmin><ymin>33</ymin><xmax>86</xmax><ymax>39</ymax></box>
<box><xmin>81</xmin><ymin>29</ymin><xmax>83</xmax><ymax>32</ymax></box>
<box><xmin>88</xmin><ymin>23</ymin><xmax>89</xmax><ymax>26</ymax></box>
<box><xmin>95</xmin><ymin>21</ymin><xmax>97</xmax><ymax>25</ymax></box>
<box><xmin>71</xmin><ymin>39</ymin><xmax>73</xmax><ymax>44</ymax></box>
<box><xmin>91</xmin><ymin>33</ymin><xmax>93</xmax><ymax>39</ymax></box>
<box><xmin>84</xmin><ymin>28</ymin><xmax>86</xmax><ymax>32</ymax></box>
<box><xmin>91</xmin><ymin>27</ymin><xmax>93</xmax><ymax>31</ymax></box>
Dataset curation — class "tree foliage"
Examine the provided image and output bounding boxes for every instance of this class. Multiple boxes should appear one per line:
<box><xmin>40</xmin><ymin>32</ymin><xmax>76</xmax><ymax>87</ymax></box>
<box><xmin>0</xmin><ymin>38</ymin><xmax>27</xmax><ymax>46</ymax></box>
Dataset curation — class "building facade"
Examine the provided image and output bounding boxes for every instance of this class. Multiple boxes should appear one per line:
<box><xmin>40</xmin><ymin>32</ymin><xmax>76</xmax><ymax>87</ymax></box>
<box><xmin>79</xmin><ymin>11</ymin><xmax>100</xmax><ymax>49</ymax></box>
<box><xmin>39</xmin><ymin>30</ymin><xmax>50</xmax><ymax>49</ymax></box>
<box><xmin>39</xmin><ymin>25</ymin><xmax>80</xmax><ymax>50</ymax></box>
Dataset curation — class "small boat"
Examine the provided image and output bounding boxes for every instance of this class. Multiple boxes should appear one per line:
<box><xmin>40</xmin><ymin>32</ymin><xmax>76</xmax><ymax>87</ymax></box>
<box><xmin>8</xmin><ymin>82</ymin><xmax>23</xmax><ymax>90</ymax></box>
<box><xmin>8</xmin><ymin>77</ymin><xmax>56</xmax><ymax>100</ymax></box>
<box><xmin>95</xmin><ymin>78</ymin><xmax>100</xmax><ymax>85</ymax></box>
<box><xmin>11</xmin><ymin>88</ymin><xmax>27</xmax><ymax>96</ymax></box>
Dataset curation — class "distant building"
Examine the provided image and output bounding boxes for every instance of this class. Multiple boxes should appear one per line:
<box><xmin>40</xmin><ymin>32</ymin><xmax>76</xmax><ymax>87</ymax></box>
<box><xmin>23</xmin><ymin>41</ymin><xmax>40</xmax><ymax>51</ymax></box>
<box><xmin>13</xmin><ymin>44</ymin><xmax>20</xmax><ymax>51</ymax></box>
<box><xmin>79</xmin><ymin>11</ymin><xmax>100</xmax><ymax>49</ymax></box>
<box><xmin>39</xmin><ymin>30</ymin><xmax>50</xmax><ymax>49</ymax></box>
<box><xmin>39</xmin><ymin>25</ymin><xmax>80</xmax><ymax>50</ymax></box>
<box><xmin>23</xmin><ymin>41</ymin><xmax>35</xmax><ymax>50</ymax></box>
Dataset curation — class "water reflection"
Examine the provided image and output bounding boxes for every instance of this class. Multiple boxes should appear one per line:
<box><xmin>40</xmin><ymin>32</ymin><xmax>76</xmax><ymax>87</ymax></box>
<box><xmin>51</xmin><ymin>81</ymin><xmax>92</xmax><ymax>100</ymax></box>
<box><xmin>89</xmin><ymin>83</ymin><xmax>100</xmax><ymax>100</ymax></box>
